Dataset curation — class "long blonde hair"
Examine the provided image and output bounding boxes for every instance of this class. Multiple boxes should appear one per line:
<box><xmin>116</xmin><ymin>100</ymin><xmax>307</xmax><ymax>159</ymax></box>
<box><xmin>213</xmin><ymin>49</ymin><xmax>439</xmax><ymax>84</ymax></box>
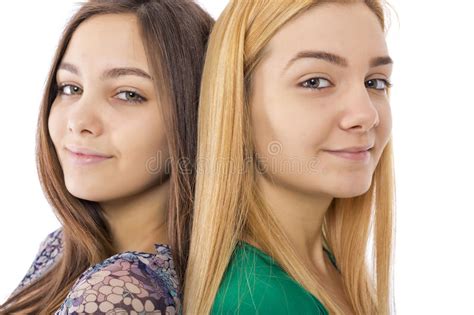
<box><xmin>184</xmin><ymin>1</ymin><xmax>396</xmax><ymax>314</ymax></box>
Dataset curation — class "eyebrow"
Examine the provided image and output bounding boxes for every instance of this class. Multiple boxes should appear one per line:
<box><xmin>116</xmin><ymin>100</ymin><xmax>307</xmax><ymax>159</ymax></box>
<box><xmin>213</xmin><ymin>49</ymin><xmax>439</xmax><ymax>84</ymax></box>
<box><xmin>284</xmin><ymin>50</ymin><xmax>393</xmax><ymax>71</ymax></box>
<box><xmin>58</xmin><ymin>62</ymin><xmax>153</xmax><ymax>80</ymax></box>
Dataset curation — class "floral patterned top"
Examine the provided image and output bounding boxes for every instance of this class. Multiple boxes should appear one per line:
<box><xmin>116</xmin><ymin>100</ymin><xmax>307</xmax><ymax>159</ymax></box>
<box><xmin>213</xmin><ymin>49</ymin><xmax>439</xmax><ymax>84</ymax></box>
<box><xmin>11</xmin><ymin>228</ymin><xmax>180</xmax><ymax>314</ymax></box>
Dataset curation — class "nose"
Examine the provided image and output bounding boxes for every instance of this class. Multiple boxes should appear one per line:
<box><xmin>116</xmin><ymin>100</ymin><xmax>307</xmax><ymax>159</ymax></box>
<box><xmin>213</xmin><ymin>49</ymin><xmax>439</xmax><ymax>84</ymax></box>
<box><xmin>66</xmin><ymin>92</ymin><xmax>104</xmax><ymax>136</ymax></box>
<box><xmin>339</xmin><ymin>83</ymin><xmax>380</xmax><ymax>133</ymax></box>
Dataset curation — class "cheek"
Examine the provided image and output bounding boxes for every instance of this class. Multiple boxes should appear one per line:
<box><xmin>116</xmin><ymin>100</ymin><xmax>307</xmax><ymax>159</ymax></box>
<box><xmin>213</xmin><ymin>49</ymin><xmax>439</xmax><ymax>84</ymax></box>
<box><xmin>368</xmin><ymin>104</ymin><xmax>392</xmax><ymax>168</ymax></box>
<box><xmin>116</xmin><ymin>115</ymin><xmax>169</xmax><ymax>175</ymax></box>
<box><xmin>251</xmin><ymin>99</ymin><xmax>332</xmax><ymax>159</ymax></box>
<box><xmin>377</xmin><ymin>103</ymin><xmax>392</xmax><ymax>145</ymax></box>
<box><xmin>142</xmin><ymin>113</ymin><xmax>168</xmax><ymax>157</ymax></box>
<box><xmin>48</xmin><ymin>104</ymin><xmax>64</xmax><ymax>148</ymax></box>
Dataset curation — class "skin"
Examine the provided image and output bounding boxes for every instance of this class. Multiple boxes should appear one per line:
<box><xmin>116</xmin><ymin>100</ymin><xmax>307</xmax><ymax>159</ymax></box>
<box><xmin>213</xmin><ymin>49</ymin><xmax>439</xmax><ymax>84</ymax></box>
<box><xmin>48</xmin><ymin>14</ymin><xmax>171</xmax><ymax>254</ymax></box>
<box><xmin>250</xmin><ymin>3</ymin><xmax>393</xmax><ymax>311</ymax></box>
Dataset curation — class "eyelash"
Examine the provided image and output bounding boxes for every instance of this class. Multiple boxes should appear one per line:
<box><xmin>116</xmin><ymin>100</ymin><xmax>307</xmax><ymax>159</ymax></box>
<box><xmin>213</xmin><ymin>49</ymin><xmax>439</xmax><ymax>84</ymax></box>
<box><xmin>300</xmin><ymin>77</ymin><xmax>393</xmax><ymax>92</ymax></box>
<box><xmin>56</xmin><ymin>84</ymin><xmax>147</xmax><ymax>104</ymax></box>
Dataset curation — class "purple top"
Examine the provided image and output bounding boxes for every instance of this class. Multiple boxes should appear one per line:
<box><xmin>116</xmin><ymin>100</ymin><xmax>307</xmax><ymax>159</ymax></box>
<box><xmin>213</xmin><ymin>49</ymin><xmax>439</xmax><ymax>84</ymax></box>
<box><xmin>11</xmin><ymin>228</ymin><xmax>180</xmax><ymax>314</ymax></box>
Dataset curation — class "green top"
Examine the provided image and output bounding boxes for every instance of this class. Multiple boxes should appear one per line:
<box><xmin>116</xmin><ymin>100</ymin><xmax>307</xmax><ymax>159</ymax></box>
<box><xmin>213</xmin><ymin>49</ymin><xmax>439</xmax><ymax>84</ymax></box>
<box><xmin>211</xmin><ymin>241</ymin><xmax>338</xmax><ymax>314</ymax></box>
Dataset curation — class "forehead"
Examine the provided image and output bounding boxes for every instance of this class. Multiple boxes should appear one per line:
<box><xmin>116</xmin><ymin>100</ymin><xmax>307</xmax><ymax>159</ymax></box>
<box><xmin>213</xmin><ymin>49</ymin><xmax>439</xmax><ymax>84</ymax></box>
<box><xmin>62</xmin><ymin>13</ymin><xmax>148</xmax><ymax>70</ymax></box>
<box><xmin>265</xmin><ymin>3</ymin><xmax>389</xmax><ymax>68</ymax></box>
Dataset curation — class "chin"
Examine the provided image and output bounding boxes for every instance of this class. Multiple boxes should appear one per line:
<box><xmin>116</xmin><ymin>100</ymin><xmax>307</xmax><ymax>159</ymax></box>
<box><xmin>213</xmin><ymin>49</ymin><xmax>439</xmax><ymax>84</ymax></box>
<box><xmin>64</xmin><ymin>180</ymin><xmax>109</xmax><ymax>202</ymax></box>
<box><xmin>329</xmin><ymin>179</ymin><xmax>373</xmax><ymax>198</ymax></box>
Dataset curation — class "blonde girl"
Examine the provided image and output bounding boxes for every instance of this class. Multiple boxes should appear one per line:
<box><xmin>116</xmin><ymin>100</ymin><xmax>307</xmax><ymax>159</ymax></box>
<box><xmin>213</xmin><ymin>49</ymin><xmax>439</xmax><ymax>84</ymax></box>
<box><xmin>185</xmin><ymin>0</ymin><xmax>395</xmax><ymax>314</ymax></box>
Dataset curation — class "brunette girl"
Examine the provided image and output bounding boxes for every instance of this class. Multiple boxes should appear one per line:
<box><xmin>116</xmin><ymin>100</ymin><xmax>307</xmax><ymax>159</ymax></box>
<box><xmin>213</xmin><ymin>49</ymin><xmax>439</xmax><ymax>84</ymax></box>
<box><xmin>1</xmin><ymin>0</ymin><xmax>212</xmax><ymax>313</ymax></box>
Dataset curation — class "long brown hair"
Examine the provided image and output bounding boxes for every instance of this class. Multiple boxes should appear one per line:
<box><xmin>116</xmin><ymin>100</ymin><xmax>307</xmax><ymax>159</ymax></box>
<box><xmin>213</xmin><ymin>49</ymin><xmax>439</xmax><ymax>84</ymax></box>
<box><xmin>184</xmin><ymin>0</ymin><xmax>395</xmax><ymax>314</ymax></box>
<box><xmin>0</xmin><ymin>1</ymin><xmax>213</xmax><ymax>313</ymax></box>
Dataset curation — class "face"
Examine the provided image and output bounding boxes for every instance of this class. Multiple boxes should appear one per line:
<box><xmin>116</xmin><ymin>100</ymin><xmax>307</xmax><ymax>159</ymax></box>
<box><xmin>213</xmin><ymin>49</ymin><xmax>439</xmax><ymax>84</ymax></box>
<box><xmin>250</xmin><ymin>3</ymin><xmax>393</xmax><ymax>198</ymax></box>
<box><xmin>49</xmin><ymin>13</ymin><xmax>170</xmax><ymax>202</ymax></box>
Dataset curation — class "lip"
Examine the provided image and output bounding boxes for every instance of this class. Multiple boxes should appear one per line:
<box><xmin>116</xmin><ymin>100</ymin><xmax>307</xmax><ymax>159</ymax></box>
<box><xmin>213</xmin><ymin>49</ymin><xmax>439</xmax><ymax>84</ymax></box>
<box><xmin>65</xmin><ymin>145</ymin><xmax>112</xmax><ymax>165</ymax></box>
<box><xmin>66</xmin><ymin>145</ymin><xmax>112</xmax><ymax>157</ymax></box>
<box><xmin>324</xmin><ymin>146</ymin><xmax>373</xmax><ymax>162</ymax></box>
<box><xmin>329</xmin><ymin>145</ymin><xmax>374</xmax><ymax>153</ymax></box>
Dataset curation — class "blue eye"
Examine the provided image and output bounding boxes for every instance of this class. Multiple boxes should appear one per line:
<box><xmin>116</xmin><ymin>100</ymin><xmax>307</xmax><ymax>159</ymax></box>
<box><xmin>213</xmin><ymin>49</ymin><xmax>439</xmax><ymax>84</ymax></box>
<box><xmin>58</xmin><ymin>84</ymin><xmax>82</xmax><ymax>95</ymax></box>
<box><xmin>116</xmin><ymin>90</ymin><xmax>146</xmax><ymax>104</ymax></box>
<box><xmin>301</xmin><ymin>77</ymin><xmax>332</xmax><ymax>90</ymax></box>
<box><xmin>366</xmin><ymin>78</ymin><xmax>393</xmax><ymax>91</ymax></box>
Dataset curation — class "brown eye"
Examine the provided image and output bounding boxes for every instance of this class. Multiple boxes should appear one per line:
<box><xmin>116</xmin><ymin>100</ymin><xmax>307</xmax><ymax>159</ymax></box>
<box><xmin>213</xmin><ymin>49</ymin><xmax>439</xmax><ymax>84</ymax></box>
<box><xmin>301</xmin><ymin>77</ymin><xmax>332</xmax><ymax>90</ymax></box>
<box><xmin>366</xmin><ymin>78</ymin><xmax>393</xmax><ymax>91</ymax></box>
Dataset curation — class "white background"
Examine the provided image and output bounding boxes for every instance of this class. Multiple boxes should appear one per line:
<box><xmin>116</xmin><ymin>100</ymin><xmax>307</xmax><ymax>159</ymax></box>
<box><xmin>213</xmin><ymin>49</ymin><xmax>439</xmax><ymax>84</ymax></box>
<box><xmin>0</xmin><ymin>1</ymin><xmax>473</xmax><ymax>313</ymax></box>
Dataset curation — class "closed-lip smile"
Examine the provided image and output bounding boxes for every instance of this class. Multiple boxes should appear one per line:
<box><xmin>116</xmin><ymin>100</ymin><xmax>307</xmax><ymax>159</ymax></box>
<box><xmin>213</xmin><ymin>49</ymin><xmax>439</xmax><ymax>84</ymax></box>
<box><xmin>65</xmin><ymin>145</ymin><xmax>112</xmax><ymax>166</ymax></box>
<box><xmin>65</xmin><ymin>145</ymin><xmax>112</xmax><ymax>158</ymax></box>
<box><xmin>324</xmin><ymin>144</ymin><xmax>373</xmax><ymax>161</ymax></box>
<box><xmin>326</xmin><ymin>144</ymin><xmax>374</xmax><ymax>153</ymax></box>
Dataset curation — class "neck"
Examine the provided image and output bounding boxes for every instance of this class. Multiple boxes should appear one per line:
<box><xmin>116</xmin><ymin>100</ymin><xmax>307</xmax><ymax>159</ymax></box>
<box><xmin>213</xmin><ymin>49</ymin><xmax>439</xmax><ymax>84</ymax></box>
<box><xmin>256</xmin><ymin>174</ymin><xmax>335</xmax><ymax>275</ymax></box>
<box><xmin>100</xmin><ymin>178</ymin><xmax>171</xmax><ymax>254</ymax></box>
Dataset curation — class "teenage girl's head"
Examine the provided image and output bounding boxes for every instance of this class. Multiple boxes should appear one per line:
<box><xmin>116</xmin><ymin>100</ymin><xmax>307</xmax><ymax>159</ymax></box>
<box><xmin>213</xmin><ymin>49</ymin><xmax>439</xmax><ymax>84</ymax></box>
<box><xmin>44</xmin><ymin>0</ymin><xmax>212</xmax><ymax>203</ymax></box>
<box><xmin>186</xmin><ymin>1</ymin><xmax>395</xmax><ymax>314</ymax></box>
<box><xmin>249</xmin><ymin>2</ymin><xmax>393</xmax><ymax>198</ymax></box>
<box><xmin>0</xmin><ymin>1</ymin><xmax>212</xmax><ymax>313</ymax></box>
<box><xmin>50</xmin><ymin>13</ymin><xmax>171</xmax><ymax>204</ymax></box>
